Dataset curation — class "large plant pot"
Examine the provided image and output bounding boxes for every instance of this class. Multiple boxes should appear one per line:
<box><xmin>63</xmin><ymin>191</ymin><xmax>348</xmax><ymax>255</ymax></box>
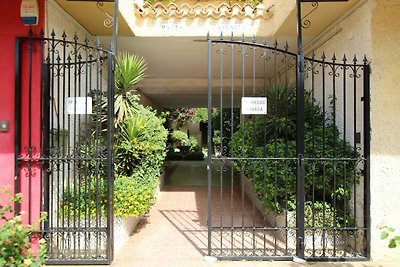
<box><xmin>241</xmin><ymin>175</ymin><xmax>350</xmax><ymax>251</ymax></box>
<box><xmin>114</xmin><ymin>216</ymin><xmax>142</xmax><ymax>253</ymax></box>
<box><xmin>177</xmin><ymin>145</ymin><xmax>190</xmax><ymax>155</ymax></box>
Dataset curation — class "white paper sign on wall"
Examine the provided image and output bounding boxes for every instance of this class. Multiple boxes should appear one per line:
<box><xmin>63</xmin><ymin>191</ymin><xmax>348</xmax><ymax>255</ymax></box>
<box><xmin>66</xmin><ymin>97</ymin><xmax>92</xmax><ymax>115</ymax></box>
<box><xmin>241</xmin><ymin>97</ymin><xmax>267</xmax><ymax>115</ymax></box>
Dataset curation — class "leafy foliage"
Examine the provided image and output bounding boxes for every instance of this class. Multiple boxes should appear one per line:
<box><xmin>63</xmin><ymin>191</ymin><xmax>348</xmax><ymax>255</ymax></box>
<box><xmin>0</xmin><ymin>187</ymin><xmax>47</xmax><ymax>267</ymax></box>
<box><xmin>162</xmin><ymin>108</ymin><xmax>195</xmax><ymax>129</ymax></box>
<box><xmin>60</xmin><ymin>176</ymin><xmax>107</xmax><ymax>218</ymax></box>
<box><xmin>229</xmin><ymin>84</ymin><xmax>359</xmax><ymax>227</ymax></box>
<box><xmin>115</xmin><ymin>104</ymin><xmax>168</xmax><ymax>177</ymax></box>
<box><xmin>64</xmin><ymin>52</ymin><xmax>167</xmax><ymax>219</ymax></box>
<box><xmin>212</xmin><ymin>108</ymin><xmax>240</xmax><ymax>153</ymax></box>
<box><xmin>381</xmin><ymin>226</ymin><xmax>400</xmax><ymax>248</ymax></box>
<box><xmin>192</xmin><ymin>108</ymin><xmax>208</xmax><ymax>123</ymax></box>
<box><xmin>114</xmin><ymin>172</ymin><xmax>159</xmax><ymax>218</ymax></box>
<box><xmin>171</xmin><ymin>130</ymin><xmax>190</xmax><ymax>147</ymax></box>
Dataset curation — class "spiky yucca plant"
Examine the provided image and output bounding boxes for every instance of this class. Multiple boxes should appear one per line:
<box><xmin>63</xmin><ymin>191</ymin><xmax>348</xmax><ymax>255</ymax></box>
<box><xmin>114</xmin><ymin>52</ymin><xmax>148</xmax><ymax>124</ymax></box>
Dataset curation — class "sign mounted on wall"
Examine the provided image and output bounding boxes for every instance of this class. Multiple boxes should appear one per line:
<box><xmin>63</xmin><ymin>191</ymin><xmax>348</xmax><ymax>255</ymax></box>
<box><xmin>20</xmin><ymin>0</ymin><xmax>39</xmax><ymax>26</ymax></box>
<box><xmin>241</xmin><ymin>97</ymin><xmax>267</xmax><ymax>115</ymax></box>
<box><xmin>66</xmin><ymin>97</ymin><xmax>93</xmax><ymax>115</ymax></box>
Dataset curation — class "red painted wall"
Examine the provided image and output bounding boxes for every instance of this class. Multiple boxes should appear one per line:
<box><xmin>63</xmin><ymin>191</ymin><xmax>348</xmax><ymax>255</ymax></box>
<box><xmin>0</xmin><ymin>0</ymin><xmax>45</xmax><ymax>223</ymax></box>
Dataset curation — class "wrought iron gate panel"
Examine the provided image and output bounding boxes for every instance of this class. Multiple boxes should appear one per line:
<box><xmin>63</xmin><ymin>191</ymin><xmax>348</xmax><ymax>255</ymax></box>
<box><xmin>207</xmin><ymin>36</ymin><xmax>370</xmax><ymax>261</ymax></box>
<box><xmin>15</xmin><ymin>32</ymin><xmax>114</xmax><ymax>264</ymax></box>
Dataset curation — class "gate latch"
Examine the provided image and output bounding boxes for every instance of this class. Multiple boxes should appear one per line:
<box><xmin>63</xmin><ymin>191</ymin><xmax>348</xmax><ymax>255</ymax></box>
<box><xmin>297</xmin><ymin>154</ymin><xmax>304</xmax><ymax>167</ymax></box>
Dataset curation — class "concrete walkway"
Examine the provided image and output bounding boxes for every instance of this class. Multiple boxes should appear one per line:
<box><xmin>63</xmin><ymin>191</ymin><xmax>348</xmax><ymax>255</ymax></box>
<box><xmin>51</xmin><ymin>161</ymin><xmax>399</xmax><ymax>266</ymax></box>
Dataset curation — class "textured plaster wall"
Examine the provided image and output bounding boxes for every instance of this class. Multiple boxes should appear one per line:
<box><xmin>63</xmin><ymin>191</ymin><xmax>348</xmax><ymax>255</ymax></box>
<box><xmin>306</xmin><ymin>0</ymin><xmax>400</xmax><ymax>260</ymax></box>
<box><xmin>46</xmin><ymin>0</ymin><xmax>95</xmax><ymax>42</ymax></box>
<box><xmin>369</xmin><ymin>0</ymin><xmax>400</xmax><ymax>260</ymax></box>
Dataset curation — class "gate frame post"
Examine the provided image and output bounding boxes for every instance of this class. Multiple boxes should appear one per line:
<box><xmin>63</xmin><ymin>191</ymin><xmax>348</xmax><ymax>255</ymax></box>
<box><xmin>363</xmin><ymin>60</ymin><xmax>371</xmax><ymax>260</ymax></box>
<box><xmin>206</xmin><ymin>33</ymin><xmax>213</xmax><ymax>257</ymax></box>
<box><xmin>295</xmin><ymin>0</ymin><xmax>306</xmax><ymax>259</ymax></box>
<box><xmin>106</xmin><ymin>0</ymin><xmax>118</xmax><ymax>263</ymax></box>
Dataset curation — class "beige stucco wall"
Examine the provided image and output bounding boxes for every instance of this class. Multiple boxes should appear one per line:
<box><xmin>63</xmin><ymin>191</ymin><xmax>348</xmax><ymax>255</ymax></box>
<box><xmin>305</xmin><ymin>0</ymin><xmax>400</xmax><ymax>260</ymax></box>
<box><xmin>46</xmin><ymin>0</ymin><xmax>95</xmax><ymax>42</ymax></box>
<box><xmin>369</xmin><ymin>0</ymin><xmax>400</xmax><ymax>260</ymax></box>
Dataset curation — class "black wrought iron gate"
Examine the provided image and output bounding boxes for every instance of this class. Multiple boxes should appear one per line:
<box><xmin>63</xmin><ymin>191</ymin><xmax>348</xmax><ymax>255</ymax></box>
<box><xmin>207</xmin><ymin>36</ymin><xmax>370</xmax><ymax>261</ymax></box>
<box><xmin>15</xmin><ymin>32</ymin><xmax>114</xmax><ymax>264</ymax></box>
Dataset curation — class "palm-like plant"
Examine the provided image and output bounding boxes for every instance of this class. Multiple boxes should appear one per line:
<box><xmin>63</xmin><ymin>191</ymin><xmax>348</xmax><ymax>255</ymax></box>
<box><xmin>114</xmin><ymin>52</ymin><xmax>148</xmax><ymax>124</ymax></box>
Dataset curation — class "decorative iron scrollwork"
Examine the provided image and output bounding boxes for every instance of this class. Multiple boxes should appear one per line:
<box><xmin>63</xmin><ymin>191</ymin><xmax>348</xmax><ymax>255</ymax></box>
<box><xmin>301</xmin><ymin>2</ymin><xmax>319</xmax><ymax>29</ymax></box>
<box><xmin>97</xmin><ymin>1</ymin><xmax>114</xmax><ymax>28</ymax></box>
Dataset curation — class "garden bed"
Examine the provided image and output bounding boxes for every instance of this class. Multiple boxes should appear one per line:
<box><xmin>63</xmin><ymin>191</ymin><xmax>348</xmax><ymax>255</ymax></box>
<box><xmin>241</xmin><ymin>174</ymin><xmax>361</xmax><ymax>253</ymax></box>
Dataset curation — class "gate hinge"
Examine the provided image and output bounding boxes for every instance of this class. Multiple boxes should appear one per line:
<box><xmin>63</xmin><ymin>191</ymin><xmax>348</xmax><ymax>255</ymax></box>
<box><xmin>297</xmin><ymin>55</ymin><xmax>305</xmax><ymax>73</ymax></box>
<box><xmin>112</xmin><ymin>59</ymin><xmax>116</xmax><ymax>71</ymax></box>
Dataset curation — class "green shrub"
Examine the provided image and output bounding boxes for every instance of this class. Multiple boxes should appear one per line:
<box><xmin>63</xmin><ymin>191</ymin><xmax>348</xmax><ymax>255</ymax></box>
<box><xmin>229</xmin><ymin>84</ymin><xmax>359</xmax><ymax>226</ymax></box>
<box><xmin>60</xmin><ymin>176</ymin><xmax>107</xmax><ymax>218</ymax></box>
<box><xmin>115</xmin><ymin>103</ymin><xmax>168</xmax><ymax>177</ymax></box>
<box><xmin>114</xmin><ymin>172</ymin><xmax>158</xmax><ymax>218</ymax></box>
<box><xmin>212</xmin><ymin>108</ymin><xmax>240</xmax><ymax>153</ymax></box>
<box><xmin>188</xmin><ymin>136</ymin><xmax>199</xmax><ymax>152</ymax></box>
<box><xmin>171</xmin><ymin>130</ymin><xmax>189</xmax><ymax>147</ymax></box>
<box><xmin>192</xmin><ymin>108</ymin><xmax>208</xmax><ymax>123</ymax></box>
<box><xmin>0</xmin><ymin>187</ymin><xmax>47</xmax><ymax>267</ymax></box>
<box><xmin>60</xmin><ymin>172</ymin><xmax>159</xmax><ymax>218</ymax></box>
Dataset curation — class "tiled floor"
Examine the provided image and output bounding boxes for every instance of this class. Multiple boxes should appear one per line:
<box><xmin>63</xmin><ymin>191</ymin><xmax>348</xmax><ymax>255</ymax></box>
<box><xmin>109</xmin><ymin>162</ymin><xmax>395</xmax><ymax>267</ymax></box>
<box><xmin>50</xmin><ymin>161</ymin><xmax>399</xmax><ymax>266</ymax></box>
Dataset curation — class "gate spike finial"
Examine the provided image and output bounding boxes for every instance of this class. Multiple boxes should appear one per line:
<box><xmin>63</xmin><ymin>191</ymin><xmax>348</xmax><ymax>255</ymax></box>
<box><xmin>311</xmin><ymin>50</ymin><xmax>315</xmax><ymax>59</ymax></box>
<box><xmin>342</xmin><ymin>54</ymin><xmax>347</xmax><ymax>63</ymax></box>
<box><xmin>284</xmin><ymin>41</ymin><xmax>289</xmax><ymax>51</ymax></box>
<box><xmin>84</xmin><ymin>34</ymin><xmax>89</xmax><ymax>45</ymax></box>
<box><xmin>207</xmin><ymin>31</ymin><xmax>210</xmax><ymax>40</ymax></box>
<box><xmin>252</xmin><ymin>35</ymin><xmax>256</xmax><ymax>43</ymax></box>
<box><xmin>321</xmin><ymin>51</ymin><xmax>326</xmax><ymax>61</ymax></box>
<box><xmin>241</xmin><ymin>33</ymin><xmax>245</xmax><ymax>42</ymax></box>
<box><xmin>96</xmin><ymin>37</ymin><xmax>101</xmax><ymax>48</ymax></box>
<box><xmin>73</xmin><ymin>32</ymin><xmax>78</xmax><ymax>43</ymax></box>
<box><xmin>220</xmin><ymin>32</ymin><xmax>223</xmax><ymax>40</ymax></box>
<box><xmin>353</xmin><ymin>54</ymin><xmax>358</xmax><ymax>64</ymax></box>
<box><xmin>230</xmin><ymin>32</ymin><xmax>234</xmax><ymax>41</ymax></box>
<box><xmin>273</xmin><ymin>39</ymin><xmax>278</xmax><ymax>49</ymax></box>
<box><xmin>62</xmin><ymin>31</ymin><xmax>67</xmax><ymax>40</ymax></box>
<box><xmin>332</xmin><ymin>53</ymin><xmax>336</xmax><ymax>61</ymax></box>
<box><xmin>363</xmin><ymin>55</ymin><xmax>368</xmax><ymax>64</ymax></box>
<box><xmin>51</xmin><ymin>29</ymin><xmax>56</xmax><ymax>38</ymax></box>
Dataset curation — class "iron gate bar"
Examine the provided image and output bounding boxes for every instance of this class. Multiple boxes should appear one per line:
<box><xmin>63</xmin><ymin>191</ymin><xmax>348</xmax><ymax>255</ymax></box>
<box><xmin>14</xmin><ymin>37</ymin><xmax>22</xmax><ymax>214</ymax></box>
<box><xmin>208</xmin><ymin>36</ymin><xmax>370</xmax><ymax>261</ymax></box>
<box><xmin>15</xmin><ymin>33</ymin><xmax>114</xmax><ymax>264</ymax></box>
<box><xmin>106</xmin><ymin>49</ymin><xmax>115</xmax><ymax>264</ymax></box>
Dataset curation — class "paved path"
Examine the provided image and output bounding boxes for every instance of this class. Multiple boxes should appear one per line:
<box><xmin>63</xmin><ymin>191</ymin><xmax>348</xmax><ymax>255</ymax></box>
<box><xmin>51</xmin><ymin>161</ymin><xmax>399</xmax><ymax>266</ymax></box>
<box><xmin>110</xmin><ymin>162</ymin><xmax>398</xmax><ymax>267</ymax></box>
